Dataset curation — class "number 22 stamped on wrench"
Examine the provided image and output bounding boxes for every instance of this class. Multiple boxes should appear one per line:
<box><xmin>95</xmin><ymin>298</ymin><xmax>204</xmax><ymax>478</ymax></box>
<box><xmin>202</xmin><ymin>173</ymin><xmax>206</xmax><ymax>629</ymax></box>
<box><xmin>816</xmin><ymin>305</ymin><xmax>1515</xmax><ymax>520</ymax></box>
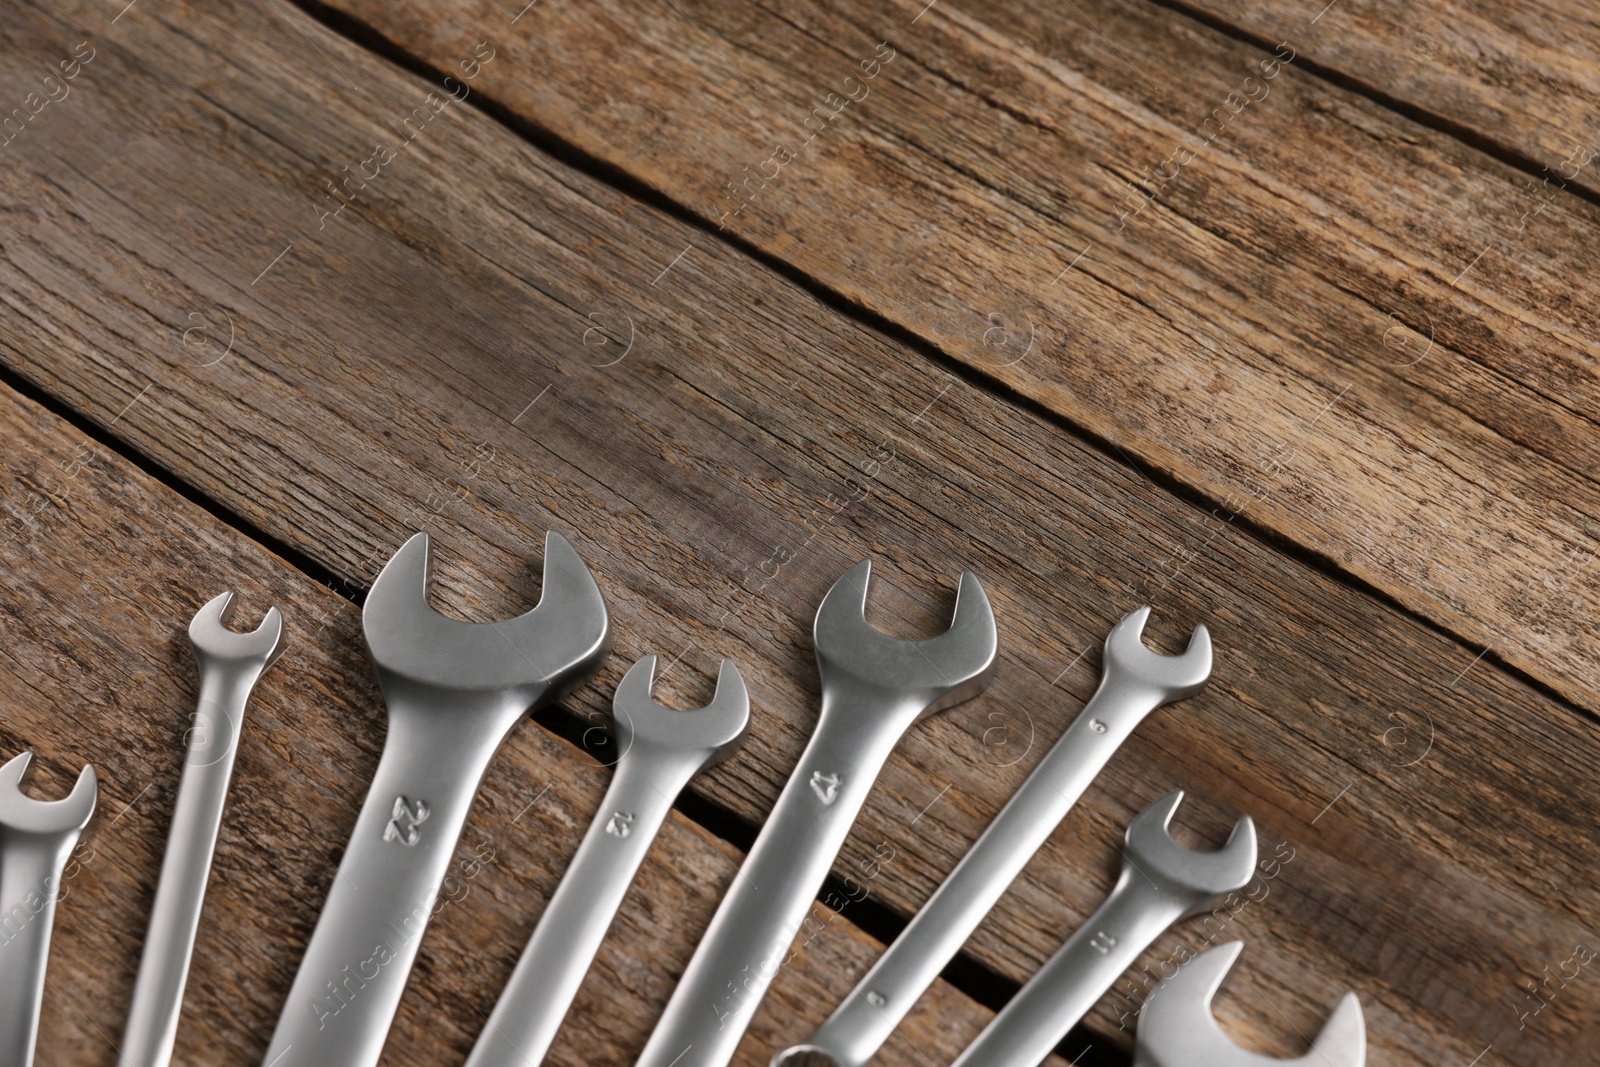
<box><xmin>260</xmin><ymin>532</ymin><xmax>610</xmax><ymax>1067</ymax></box>
<box><xmin>634</xmin><ymin>559</ymin><xmax>998</xmax><ymax>1067</ymax></box>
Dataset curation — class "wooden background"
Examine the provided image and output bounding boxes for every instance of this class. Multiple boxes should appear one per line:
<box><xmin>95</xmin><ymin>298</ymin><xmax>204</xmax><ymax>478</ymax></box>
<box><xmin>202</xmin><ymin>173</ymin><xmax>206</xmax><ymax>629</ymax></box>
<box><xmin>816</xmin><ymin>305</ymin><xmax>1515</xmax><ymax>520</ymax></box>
<box><xmin>0</xmin><ymin>0</ymin><xmax>1595</xmax><ymax>1063</ymax></box>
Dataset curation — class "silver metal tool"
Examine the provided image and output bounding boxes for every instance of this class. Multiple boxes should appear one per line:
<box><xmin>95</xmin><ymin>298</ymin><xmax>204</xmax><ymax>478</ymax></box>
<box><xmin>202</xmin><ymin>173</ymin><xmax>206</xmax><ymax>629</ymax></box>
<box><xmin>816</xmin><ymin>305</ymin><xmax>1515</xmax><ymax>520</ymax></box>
<box><xmin>1134</xmin><ymin>941</ymin><xmax>1366</xmax><ymax>1067</ymax></box>
<box><xmin>120</xmin><ymin>592</ymin><xmax>284</xmax><ymax>1067</ymax></box>
<box><xmin>260</xmin><ymin>531</ymin><xmax>609</xmax><ymax>1067</ymax></box>
<box><xmin>633</xmin><ymin>559</ymin><xmax>998</xmax><ymax>1067</ymax></box>
<box><xmin>466</xmin><ymin>653</ymin><xmax>750</xmax><ymax>1067</ymax></box>
<box><xmin>0</xmin><ymin>751</ymin><xmax>98</xmax><ymax>1067</ymax></box>
<box><xmin>949</xmin><ymin>791</ymin><xmax>1256</xmax><ymax>1067</ymax></box>
<box><xmin>773</xmin><ymin>606</ymin><xmax>1210</xmax><ymax>1067</ymax></box>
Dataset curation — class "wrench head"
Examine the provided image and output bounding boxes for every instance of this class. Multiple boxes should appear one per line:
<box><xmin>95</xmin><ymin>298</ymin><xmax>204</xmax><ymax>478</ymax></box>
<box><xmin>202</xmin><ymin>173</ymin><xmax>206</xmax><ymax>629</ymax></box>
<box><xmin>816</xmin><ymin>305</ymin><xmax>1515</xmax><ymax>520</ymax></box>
<box><xmin>1103</xmin><ymin>607</ymin><xmax>1211</xmax><ymax>702</ymax></box>
<box><xmin>611</xmin><ymin>654</ymin><xmax>751</xmax><ymax>768</ymax></box>
<box><xmin>362</xmin><ymin>531</ymin><xmax>610</xmax><ymax>699</ymax></box>
<box><xmin>813</xmin><ymin>560</ymin><xmax>998</xmax><ymax>718</ymax></box>
<box><xmin>1135</xmin><ymin>942</ymin><xmax>1366</xmax><ymax>1067</ymax></box>
<box><xmin>1123</xmin><ymin>791</ymin><xmax>1257</xmax><ymax>908</ymax></box>
<box><xmin>0</xmin><ymin>752</ymin><xmax>98</xmax><ymax>835</ymax></box>
<box><xmin>188</xmin><ymin>590</ymin><xmax>286</xmax><ymax>670</ymax></box>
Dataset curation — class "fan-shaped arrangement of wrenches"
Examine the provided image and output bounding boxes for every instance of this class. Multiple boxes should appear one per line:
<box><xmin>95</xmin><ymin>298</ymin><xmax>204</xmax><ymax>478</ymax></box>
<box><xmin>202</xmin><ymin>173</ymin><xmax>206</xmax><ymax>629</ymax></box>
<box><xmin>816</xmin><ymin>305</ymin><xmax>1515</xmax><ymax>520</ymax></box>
<box><xmin>0</xmin><ymin>532</ymin><xmax>1367</xmax><ymax>1067</ymax></box>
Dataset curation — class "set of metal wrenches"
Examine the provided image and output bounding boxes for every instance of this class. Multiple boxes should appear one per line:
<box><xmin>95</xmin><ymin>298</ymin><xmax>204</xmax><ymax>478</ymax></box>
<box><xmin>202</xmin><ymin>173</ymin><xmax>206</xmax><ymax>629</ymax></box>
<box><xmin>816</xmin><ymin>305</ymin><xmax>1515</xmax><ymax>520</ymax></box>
<box><xmin>0</xmin><ymin>531</ymin><xmax>1367</xmax><ymax>1067</ymax></box>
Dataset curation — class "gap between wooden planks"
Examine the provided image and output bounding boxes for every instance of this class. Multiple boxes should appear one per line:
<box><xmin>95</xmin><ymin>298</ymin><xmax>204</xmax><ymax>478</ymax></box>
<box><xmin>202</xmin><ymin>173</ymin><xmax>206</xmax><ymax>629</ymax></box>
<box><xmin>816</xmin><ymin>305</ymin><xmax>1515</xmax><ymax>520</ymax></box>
<box><xmin>1156</xmin><ymin>0</ymin><xmax>1600</xmax><ymax>203</ymax></box>
<box><xmin>302</xmin><ymin>0</ymin><xmax>1600</xmax><ymax>716</ymax></box>
<box><xmin>0</xmin><ymin>382</ymin><xmax>1052</xmax><ymax>1067</ymax></box>
<box><xmin>0</xmin><ymin>0</ymin><xmax>1596</xmax><ymax>1063</ymax></box>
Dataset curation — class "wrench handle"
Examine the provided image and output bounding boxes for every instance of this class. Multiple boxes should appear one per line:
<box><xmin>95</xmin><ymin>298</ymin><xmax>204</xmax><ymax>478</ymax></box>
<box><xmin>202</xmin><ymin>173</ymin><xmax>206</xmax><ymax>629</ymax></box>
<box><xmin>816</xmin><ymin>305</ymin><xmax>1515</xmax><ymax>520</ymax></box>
<box><xmin>120</xmin><ymin>669</ymin><xmax>258</xmax><ymax>1067</ymax></box>
<box><xmin>260</xmin><ymin>698</ymin><xmax>520</xmax><ymax>1067</ymax></box>
<box><xmin>802</xmin><ymin>676</ymin><xmax>1162</xmax><ymax>1065</ymax></box>
<box><xmin>951</xmin><ymin>874</ymin><xmax>1182</xmax><ymax>1067</ymax></box>
<box><xmin>633</xmin><ymin>692</ymin><xmax>920</xmax><ymax>1067</ymax></box>
<box><xmin>0</xmin><ymin>839</ymin><xmax>76</xmax><ymax>1067</ymax></box>
<box><xmin>466</xmin><ymin>752</ymin><xmax>697</xmax><ymax>1067</ymax></box>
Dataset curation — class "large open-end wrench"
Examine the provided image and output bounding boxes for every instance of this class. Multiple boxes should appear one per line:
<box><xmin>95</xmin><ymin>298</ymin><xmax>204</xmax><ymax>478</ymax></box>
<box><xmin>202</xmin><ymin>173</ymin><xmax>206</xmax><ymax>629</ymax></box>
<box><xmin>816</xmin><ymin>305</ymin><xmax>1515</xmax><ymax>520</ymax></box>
<box><xmin>633</xmin><ymin>559</ymin><xmax>999</xmax><ymax>1067</ymax></box>
<box><xmin>1135</xmin><ymin>941</ymin><xmax>1365</xmax><ymax>1067</ymax></box>
<box><xmin>121</xmin><ymin>592</ymin><xmax>284</xmax><ymax>1067</ymax></box>
<box><xmin>261</xmin><ymin>531</ymin><xmax>609</xmax><ymax>1067</ymax></box>
<box><xmin>773</xmin><ymin>606</ymin><xmax>1210</xmax><ymax>1067</ymax></box>
<box><xmin>465</xmin><ymin>653</ymin><xmax>751</xmax><ymax>1067</ymax></box>
<box><xmin>949</xmin><ymin>791</ymin><xmax>1257</xmax><ymax>1067</ymax></box>
<box><xmin>0</xmin><ymin>751</ymin><xmax>98</xmax><ymax>1067</ymax></box>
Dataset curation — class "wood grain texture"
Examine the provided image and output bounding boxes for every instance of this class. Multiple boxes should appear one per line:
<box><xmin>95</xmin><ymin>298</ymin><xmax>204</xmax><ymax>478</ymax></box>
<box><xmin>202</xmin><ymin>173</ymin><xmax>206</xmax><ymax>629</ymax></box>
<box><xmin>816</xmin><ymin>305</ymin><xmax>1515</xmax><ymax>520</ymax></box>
<box><xmin>0</xmin><ymin>1</ymin><xmax>1595</xmax><ymax>1064</ymax></box>
<box><xmin>0</xmin><ymin>383</ymin><xmax>1040</xmax><ymax>1067</ymax></box>
<box><xmin>1173</xmin><ymin>0</ymin><xmax>1600</xmax><ymax>200</ymax></box>
<box><xmin>303</xmin><ymin>0</ymin><xmax>1600</xmax><ymax>715</ymax></box>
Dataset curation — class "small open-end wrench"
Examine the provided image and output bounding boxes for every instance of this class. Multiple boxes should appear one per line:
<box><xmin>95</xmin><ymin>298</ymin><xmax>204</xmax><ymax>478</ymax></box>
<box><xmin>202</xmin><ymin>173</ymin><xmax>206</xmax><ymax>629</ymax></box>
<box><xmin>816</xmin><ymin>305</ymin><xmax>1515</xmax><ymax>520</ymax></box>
<box><xmin>120</xmin><ymin>592</ymin><xmax>284</xmax><ymax>1067</ymax></box>
<box><xmin>1134</xmin><ymin>941</ymin><xmax>1365</xmax><ymax>1067</ymax></box>
<box><xmin>633</xmin><ymin>559</ymin><xmax>998</xmax><ymax>1067</ymax></box>
<box><xmin>773</xmin><ymin>606</ymin><xmax>1209</xmax><ymax>1067</ymax></box>
<box><xmin>260</xmin><ymin>531</ymin><xmax>609</xmax><ymax>1067</ymax></box>
<box><xmin>948</xmin><ymin>791</ymin><xmax>1256</xmax><ymax>1067</ymax></box>
<box><xmin>465</xmin><ymin>653</ymin><xmax>751</xmax><ymax>1067</ymax></box>
<box><xmin>0</xmin><ymin>751</ymin><xmax>98</xmax><ymax>1067</ymax></box>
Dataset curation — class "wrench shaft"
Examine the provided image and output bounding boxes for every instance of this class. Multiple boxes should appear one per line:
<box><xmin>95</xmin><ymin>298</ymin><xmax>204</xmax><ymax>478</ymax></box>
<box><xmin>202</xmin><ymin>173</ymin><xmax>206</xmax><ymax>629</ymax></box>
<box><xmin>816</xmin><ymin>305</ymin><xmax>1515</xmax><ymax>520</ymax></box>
<box><xmin>261</xmin><ymin>697</ymin><xmax>520</xmax><ymax>1067</ymax></box>
<box><xmin>803</xmin><ymin>677</ymin><xmax>1159</xmax><ymax>1064</ymax></box>
<box><xmin>951</xmin><ymin>875</ymin><xmax>1178</xmax><ymax>1067</ymax></box>
<box><xmin>633</xmin><ymin>691</ymin><xmax>918</xmax><ymax>1067</ymax></box>
<box><xmin>467</xmin><ymin>755</ymin><xmax>693</xmax><ymax>1067</ymax></box>
<box><xmin>120</xmin><ymin>671</ymin><xmax>254</xmax><ymax>1067</ymax></box>
<box><xmin>0</xmin><ymin>842</ymin><xmax>72</xmax><ymax>1067</ymax></box>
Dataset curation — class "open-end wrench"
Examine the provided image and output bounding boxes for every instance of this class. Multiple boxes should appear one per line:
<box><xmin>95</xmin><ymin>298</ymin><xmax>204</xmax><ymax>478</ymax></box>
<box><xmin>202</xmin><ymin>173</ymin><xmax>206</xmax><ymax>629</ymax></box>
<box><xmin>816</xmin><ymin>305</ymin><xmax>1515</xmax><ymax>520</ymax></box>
<box><xmin>261</xmin><ymin>531</ymin><xmax>609</xmax><ymax>1067</ymax></box>
<box><xmin>634</xmin><ymin>559</ymin><xmax>998</xmax><ymax>1067</ymax></box>
<box><xmin>948</xmin><ymin>791</ymin><xmax>1256</xmax><ymax>1067</ymax></box>
<box><xmin>1134</xmin><ymin>941</ymin><xmax>1365</xmax><ymax>1067</ymax></box>
<box><xmin>465</xmin><ymin>653</ymin><xmax>751</xmax><ymax>1067</ymax></box>
<box><xmin>120</xmin><ymin>592</ymin><xmax>284</xmax><ymax>1067</ymax></box>
<box><xmin>0</xmin><ymin>751</ymin><xmax>98</xmax><ymax>1067</ymax></box>
<box><xmin>773</xmin><ymin>606</ymin><xmax>1209</xmax><ymax>1067</ymax></box>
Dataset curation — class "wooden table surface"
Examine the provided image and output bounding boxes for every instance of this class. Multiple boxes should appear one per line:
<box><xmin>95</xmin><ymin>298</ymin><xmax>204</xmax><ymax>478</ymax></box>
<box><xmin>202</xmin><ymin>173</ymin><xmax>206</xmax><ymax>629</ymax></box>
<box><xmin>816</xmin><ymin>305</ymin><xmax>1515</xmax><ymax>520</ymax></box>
<box><xmin>0</xmin><ymin>0</ymin><xmax>1595</xmax><ymax>1064</ymax></box>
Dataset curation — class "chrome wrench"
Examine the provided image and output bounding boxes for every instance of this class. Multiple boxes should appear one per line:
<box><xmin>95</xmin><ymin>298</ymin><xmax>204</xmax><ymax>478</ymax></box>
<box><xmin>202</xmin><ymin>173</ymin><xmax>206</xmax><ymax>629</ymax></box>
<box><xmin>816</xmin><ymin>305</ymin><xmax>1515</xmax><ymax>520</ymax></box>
<box><xmin>633</xmin><ymin>559</ymin><xmax>998</xmax><ymax>1067</ymax></box>
<box><xmin>260</xmin><ymin>531</ymin><xmax>609</xmax><ymax>1067</ymax></box>
<box><xmin>465</xmin><ymin>653</ymin><xmax>750</xmax><ymax>1067</ymax></box>
<box><xmin>949</xmin><ymin>790</ymin><xmax>1256</xmax><ymax>1066</ymax></box>
<box><xmin>773</xmin><ymin>606</ymin><xmax>1209</xmax><ymax>1067</ymax></box>
<box><xmin>120</xmin><ymin>592</ymin><xmax>284</xmax><ymax>1067</ymax></box>
<box><xmin>1134</xmin><ymin>941</ymin><xmax>1365</xmax><ymax>1067</ymax></box>
<box><xmin>0</xmin><ymin>751</ymin><xmax>98</xmax><ymax>1067</ymax></box>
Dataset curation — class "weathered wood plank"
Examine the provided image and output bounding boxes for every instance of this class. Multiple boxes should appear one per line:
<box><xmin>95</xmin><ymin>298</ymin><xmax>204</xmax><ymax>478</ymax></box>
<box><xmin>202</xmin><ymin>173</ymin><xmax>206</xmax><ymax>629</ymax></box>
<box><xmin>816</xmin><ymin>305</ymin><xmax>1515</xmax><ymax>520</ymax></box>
<box><xmin>0</xmin><ymin>1</ymin><xmax>1595</xmax><ymax>1064</ymax></box>
<box><xmin>306</xmin><ymin>0</ymin><xmax>1600</xmax><ymax>715</ymax></box>
<box><xmin>1173</xmin><ymin>0</ymin><xmax>1600</xmax><ymax>200</ymax></box>
<box><xmin>0</xmin><ymin>382</ymin><xmax>1040</xmax><ymax>1067</ymax></box>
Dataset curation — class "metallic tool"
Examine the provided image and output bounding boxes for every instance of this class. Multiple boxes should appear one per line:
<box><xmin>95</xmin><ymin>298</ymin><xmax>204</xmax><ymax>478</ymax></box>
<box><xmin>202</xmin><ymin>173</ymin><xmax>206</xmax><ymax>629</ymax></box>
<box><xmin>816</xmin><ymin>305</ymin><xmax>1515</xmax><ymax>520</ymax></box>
<box><xmin>949</xmin><ymin>791</ymin><xmax>1256</xmax><ymax>1067</ymax></box>
<box><xmin>0</xmin><ymin>752</ymin><xmax>98</xmax><ymax>1067</ymax></box>
<box><xmin>260</xmin><ymin>531</ymin><xmax>609</xmax><ymax>1067</ymax></box>
<box><xmin>773</xmin><ymin>607</ymin><xmax>1210</xmax><ymax>1067</ymax></box>
<box><xmin>465</xmin><ymin>653</ymin><xmax>751</xmax><ymax>1067</ymax></box>
<box><xmin>120</xmin><ymin>592</ymin><xmax>284</xmax><ymax>1067</ymax></box>
<box><xmin>633</xmin><ymin>559</ymin><xmax>998</xmax><ymax>1067</ymax></box>
<box><xmin>1134</xmin><ymin>941</ymin><xmax>1366</xmax><ymax>1067</ymax></box>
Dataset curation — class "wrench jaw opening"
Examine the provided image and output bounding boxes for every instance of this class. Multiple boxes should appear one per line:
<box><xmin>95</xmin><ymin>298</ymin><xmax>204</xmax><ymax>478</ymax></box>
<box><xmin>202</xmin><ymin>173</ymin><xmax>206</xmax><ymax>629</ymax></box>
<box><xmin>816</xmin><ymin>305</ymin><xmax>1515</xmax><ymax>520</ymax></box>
<box><xmin>611</xmin><ymin>655</ymin><xmax>752</xmax><ymax>771</ymax></box>
<box><xmin>188</xmin><ymin>590</ymin><xmax>287</xmax><ymax>672</ymax></box>
<box><xmin>0</xmin><ymin>753</ymin><xmax>98</xmax><ymax>836</ymax></box>
<box><xmin>362</xmin><ymin>531</ymin><xmax>611</xmax><ymax>707</ymax></box>
<box><xmin>1101</xmin><ymin>608</ymin><xmax>1213</xmax><ymax>707</ymax></box>
<box><xmin>1124</xmin><ymin>791</ymin><xmax>1258</xmax><ymax>913</ymax></box>
<box><xmin>770</xmin><ymin>1047</ymin><xmax>846</xmax><ymax>1067</ymax></box>
<box><xmin>1134</xmin><ymin>942</ymin><xmax>1366</xmax><ymax>1067</ymax></box>
<box><xmin>812</xmin><ymin>561</ymin><xmax>999</xmax><ymax>725</ymax></box>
